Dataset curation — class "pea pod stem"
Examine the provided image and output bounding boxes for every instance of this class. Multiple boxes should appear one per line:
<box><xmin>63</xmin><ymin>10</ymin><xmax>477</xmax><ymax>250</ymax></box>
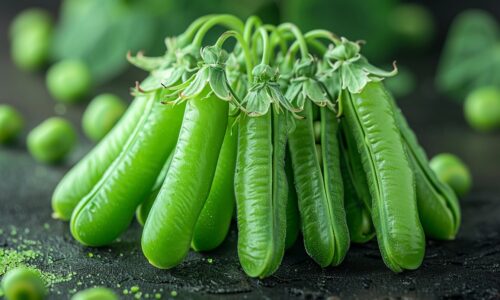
<box><xmin>192</xmin><ymin>15</ymin><xmax>245</xmax><ymax>48</ymax></box>
<box><xmin>214</xmin><ymin>31</ymin><xmax>254</xmax><ymax>81</ymax></box>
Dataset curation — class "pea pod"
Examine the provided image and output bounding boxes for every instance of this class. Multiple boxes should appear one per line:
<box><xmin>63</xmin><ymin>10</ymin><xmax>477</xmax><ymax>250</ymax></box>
<box><xmin>235</xmin><ymin>109</ymin><xmax>288</xmax><ymax>278</ymax></box>
<box><xmin>390</xmin><ymin>98</ymin><xmax>461</xmax><ymax>240</ymax></box>
<box><xmin>288</xmin><ymin>102</ymin><xmax>349</xmax><ymax>267</ymax></box>
<box><xmin>341</xmin><ymin>82</ymin><xmax>425</xmax><ymax>272</ymax></box>
<box><xmin>52</xmin><ymin>77</ymin><xmax>156</xmax><ymax>220</ymax></box>
<box><xmin>192</xmin><ymin>116</ymin><xmax>237</xmax><ymax>252</ymax></box>
<box><xmin>142</xmin><ymin>91</ymin><xmax>228</xmax><ymax>269</ymax></box>
<box><xmin>136</xmin><ymin>151</ymin><xmax>174</xmax><ymax>226</ymax></box>
<box><xmin>339</xmin><ymin>141</ymin><xmax>375</xmax><ymax>244</ymax></box>
<box><xmin>70</xmin><ymin>90</ymin><xmax>186</xmax><ymax>246</ymax></box>
<box><xmin>284</xmin><ymin>150</ymin><xmax>300</xmax><ymax>250</ymax></box>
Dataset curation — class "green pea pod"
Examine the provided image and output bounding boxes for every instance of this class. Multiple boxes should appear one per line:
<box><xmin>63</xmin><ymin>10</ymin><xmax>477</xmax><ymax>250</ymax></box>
<box><xmin>70</xmin><ymin>90</ymin><xmax>186</xmax><ymax>246</ymax></box>
<box><xmin>390</xmin><ymin>98</ymin><xmax>461</xmax><ymax>240</ymax></box>
<box><xmin>235</xmin><ymin>108</ymin><xmax>288</xmax><ymax>278</ymax></box>
<box><xmin>341</xmin><ymin>82</ymin><xmax>425</xmax><ymax>272</ymax></box>
<box><xmin>284</xmin><ymin>150</ymin><xmax>300</xmax><ymax>250</ymax></box>
<box><xmin>136</xmin><ymin>151</ymin><xmax>174</xmax><ymax>226</ymax></box>
<box><xmin>142</xmin><ymin>92</ymin><xmax>228</xmax><ymax>269</ymax></box>
<box><xmin>52</xmin><ymin>78</ymin><xmax>155</xmax><ymax>220</ymax></box>
<box><xmin>288</xmin><ymin>102</ymin><xmax>349</xmax><ymax>267</ymax></box>
<box><xmin>191</xmin><ymin>117</ymin><xmax>238</xmax><ymax>252</ymax></box>
<box><xmin>339</xmin><ymin>142</ymin><xmax>375</xmax><ymax>244</ymax></box>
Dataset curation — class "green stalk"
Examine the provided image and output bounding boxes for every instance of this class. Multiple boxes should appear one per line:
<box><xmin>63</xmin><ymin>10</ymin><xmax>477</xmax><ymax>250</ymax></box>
<box><xmin>192</xmin><ymin>15</ymin><xmax>245</xmax><ymax>48</ymax></box>
<box><xmin>215</xmin><ymin>31</ymin><xmax>255</xmax><ymax>82</ymax></box>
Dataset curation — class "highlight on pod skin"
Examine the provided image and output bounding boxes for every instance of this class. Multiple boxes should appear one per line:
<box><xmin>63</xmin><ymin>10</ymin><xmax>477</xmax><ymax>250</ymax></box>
<box><xmin>7</xmin><ymin>2</ymin><xmax>500</xmax><ymax>297</ymax></box>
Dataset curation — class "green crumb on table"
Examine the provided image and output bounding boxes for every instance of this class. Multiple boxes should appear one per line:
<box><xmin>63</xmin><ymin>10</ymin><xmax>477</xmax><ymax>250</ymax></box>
<box><xmin>207</xmin><ymin>258</ymin><xmax>214</xmax><ymax>264</ymax></box>
<box><xmin>155</xmin><ymin>293</ymin><xmax>162</xmax><ymax>299</ymax></box>
<box><xmin>87</xmin><ymin>252</ymin><xmax>94</xmax><ymax>258</ymax></box>
<box><xmin>131</xmin><ymin>285</ymin><xmax>140</xmax><ymax>293</ymax></box>
<box><xmin>134</xmin><ymin>291</ymin><xmax>142</xmax><ymax>299</ymax></box>
<box><xmin>123</xmin><ymin>289</ymin><xmax>129</xmax><ymax>295</ymax></box>
<box><xmin>43</xmin><ymin>223</ymin><xmax>50</xmax><ymax>230</ymax></box>
<box><xmin>170</xmin><ymin>290</ymin><xmax>177</xmax><ymax>297</ymax></box>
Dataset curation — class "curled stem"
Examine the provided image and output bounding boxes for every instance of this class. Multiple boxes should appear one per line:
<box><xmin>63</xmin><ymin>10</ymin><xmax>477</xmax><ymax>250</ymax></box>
<box><xmin>215</xmin><ymin>31</ymin><xmax>255</xmax><ymax>82</ymax></box>
<box><xmin>244</xmin><ymin>16</ymin><xmax>263</xmax><ymax>43</ymax></box>
<box><xmin>177</xmin><ymin>15</ymin><xmax>215</xmax><ymax>46</ymax></box>
<box><xmin>278</xmin><ymin>23</ymin><xmax>309</xmax><ymax>58</ymax></box>
<box><xmin>192</xmin><ymin>15</ymin><xmax>245</xmax><ymax>47</ymax></box>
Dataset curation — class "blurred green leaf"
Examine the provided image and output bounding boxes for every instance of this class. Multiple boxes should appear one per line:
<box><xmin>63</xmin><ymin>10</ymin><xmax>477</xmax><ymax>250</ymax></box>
<box><xmin>436</xmin><ymin>10</ymin><xmax>500</xmax><ymax>100</ymax></box>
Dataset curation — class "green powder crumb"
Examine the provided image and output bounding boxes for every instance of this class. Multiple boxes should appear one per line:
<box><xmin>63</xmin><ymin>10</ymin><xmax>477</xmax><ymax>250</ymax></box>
<box><xmin>43</xmin><ymin>223</ymin><xmax>50</xmax><ymax>230</ymax></box>
<box><xmin>87</xmin><ymin>252</ymin><xmax>94</xmax><ymax>258</ymax></box>
<box><xmin>123</xmin><ymin>289</ymin><xmax>129</xmax><ymax>295</ymax></box>
<box><xmin>170</xmin><ymin>291</ymin><xmax>177</xmax><ymax>297</ymax></box>
<box><xmin>131</xmin><ymin>286</ymin><xmax>140</xmax><ymax>293</ymax></box>
<box><xmin>155</xmin><ymin>293</ymin><xmax>162</xmax><ymax>299</ymax></box>
<box><xmin>134</xmin><ymin>292</ymin><xmax>143</xmax><ymax>299</ymax></box>
<box><xmin>207</xmin><ymin>258</ymin><xmax>214</xmax><ymax>264</ymax></box>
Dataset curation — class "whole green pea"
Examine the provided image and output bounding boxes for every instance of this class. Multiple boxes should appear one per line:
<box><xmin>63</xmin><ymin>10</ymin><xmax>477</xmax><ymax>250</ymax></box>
<box><xmin>430</xmin><ymin>153</ymin><xmax>472</xmax><ymax>198</ymax></box>
<box><xmin>11</xmin><ymin>25</ymin><xmax>52</xmax><ymax>71</ymax></box>
<box><xmin>1</xmin><ymin>267</ymin><xmax>47</xmax><ymax>300</ymax></box>
<box><xmin>46</xmin><ymin>60</ymin><xmax>92</xmax><ymax>103</ymax></box>
<box><xmin>464</xmin><ymin>86</ymin><xmax>500</xmax><ymax>132</ymax></box>
<box><xmin>0</xmin><ymin>105</ymin><xmax>24</xmax><ymax>144</ymax></box>
<box><xmin>71</xmin><ymin>287</ymin><xmax>118</xmax><ymax>300</ymax></box>
<box><xmin>82</xmin><ymin>94</ymin><xmax>126</xmax><ymax>141</ymax></box>
<box><xmin>391</xmin><ymin>3</ymin><xmax>435</xmax><ymax>48</ymax></box>
<box><xmin>9</xmin><ymin>8</ymin><xmax>52</xmax><ymax>38</ymax></box>
<box><xmin>27</xmin><ymin>117</ymin><xmax>77</xmax><ymax>164</ymax></box>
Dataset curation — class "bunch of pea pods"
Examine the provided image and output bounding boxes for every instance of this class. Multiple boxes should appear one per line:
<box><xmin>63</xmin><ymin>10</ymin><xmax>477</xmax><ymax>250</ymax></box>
<box><xmin>51</xmin><ymin>14</ymin><xmax>461</xmax><ymax>278</ymax></box>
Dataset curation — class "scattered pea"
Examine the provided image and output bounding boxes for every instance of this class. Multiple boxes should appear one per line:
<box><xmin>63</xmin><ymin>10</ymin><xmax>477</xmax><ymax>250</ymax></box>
<box><xmin>82</xmin><ymin>94</ymin><xmax>126</xmax><ymax>141</ymax></box>
<box><xmin>170</xmin><ymin>291</ymin><xmax>177</xmax><ymax>297</ymax></box>
<box><xmin>390</xmin><ymin>3</ymin><xmax>435</xmax><ymax>48</ymax></box>
<box><xmin>71</xmin><ymin>287</ymin><xmax>118</xmax><ymax>300</ymax></box>
<box><xmin>464</xmin><ymin>86</ymin><xmax>500</xmax><ymax>132</ymax></box>
<box><xmin>207</xmin><ymin>258</ymin><xmax>214</xmax><ymax>264</ymax></box>
<box><xmin>9</xmin><ymin>9</ymin><xmax>52</xmax><ymax>71</ymax></box>
<box><xmin>0</xmin><ymin>105</ymin><xmax>23</xmax><ymax>144</ymax></box>
<box><xmin>46</xmin><ymin>60</ymin><xmax>92</xmax><ymax>103</ymax></box>
<box><xmin>155</xmin><ymin>293</ymin><xmax>161</xmax><ymax>299</ymax></box>
<box><xmin>1</xmin><ymin>267</ymin><xmax>47</xmax><ymax>300</ymax></box>
<box><xmin>9</xmin><ymin>8</ymin><xmax>52</xmax><ymax>38</ymax></box>
<box><xmin>130</xmin><ymin>286</ymin><xmax>140</xmax><ymax>293</ymax></box>
<box><xmin>430</xmin><ymin>153</ymin><xmax>472</xmax><ymax>198</ymax></box>
<box><xmin>27</xmin><ymin>117</ymin><xmax>77</xmax><ymax>164</ymax></box>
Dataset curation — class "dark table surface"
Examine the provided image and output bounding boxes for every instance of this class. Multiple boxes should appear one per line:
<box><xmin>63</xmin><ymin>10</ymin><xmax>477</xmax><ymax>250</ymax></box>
<box><xmin>1</xmin><ymin>1</ymin><xmax>500</xmax><ymax>300</ymax></box>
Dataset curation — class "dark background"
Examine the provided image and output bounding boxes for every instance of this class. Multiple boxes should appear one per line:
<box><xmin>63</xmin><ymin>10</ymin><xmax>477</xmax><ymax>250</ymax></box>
<box><xmin>1</xmin><ymin>1</ymin><xmax>500</xmax><ymax>299</ymax></box>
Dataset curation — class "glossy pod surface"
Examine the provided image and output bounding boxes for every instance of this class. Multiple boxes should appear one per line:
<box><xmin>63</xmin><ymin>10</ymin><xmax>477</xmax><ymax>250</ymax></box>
<box><xmin>70</xmin><ymin>91</ymin><xmax>186</xmax><ymax>246</ymax></box>
<box><xmin>192</xmin><ymin>117</ymin><xmax>238</xmax><ymax>252</ymax></box>
<box><xmin>52</xmin><ymin>79</ymin><xmax>155</xmax><ymax>220</ymax></box>
<box><xmin>142</xmin><ymin>92</ymin><xmax>228</xmax><ymax>269</ymax></box>
<box><xmin>390</xmin><ymin>98</ymin><xmax>461</xmax><ymax>240</ymax></box>
<box><xmin>235</xmin><ymin>109</ymin><xmax>288</xmax><ymax>278</ymax></box>
<box><xmin>342</xmin><ymin>82</ymin><xmax>425</xmax><ymax>272</ymax></box>
<box><xmin>288</xmin><ymin>102</ymin><xmax>349</xmax><ymax>267</ymax></box>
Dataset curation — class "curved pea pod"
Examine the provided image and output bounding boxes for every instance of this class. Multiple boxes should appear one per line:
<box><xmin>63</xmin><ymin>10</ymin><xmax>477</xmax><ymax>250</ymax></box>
<box><xmin>288</xmin><ymin>102</ymin><xmax>349</xmax><ymax>267</ymax></box>
<box><xmin>136</xmin><ymin>151</ymin><xmax>174</xmax><ymax>226</ymax></box>
<box><xmin>70</xmin><ymin>90</ymin><xmax>186</xmax><ymax>246</ymax></box>
<box><xmin>235</xmin><ymin>109</ymin><xmax>288</xmax><ymax>278</ymax></box>
<box><xmin>284</xmin><ymin>150</ymin><xmax>300</xmax><ymax>250</ymax></box>
<box><xmin>52</xmin><ymin>78</ymin><xmax>155</xmax><ymax>220</ymax></box>
<box><xmin>341</xmin><ymin>82</ymin><xmax>425</xmax><ymax>272</ymax></box>
<box><xmin>339</xmin><ymin>143</ymin><xmax>375</xmax><ymax>244</ymax></box>
<box><xmin>191</xmin><ymin>116</ymin><xmax>238</xmax><ymax>252</ymax></box>
<box><xmin>142</xmin><ymin>92</ymin><xmax>228</xmax><ymax>269</ymax></box>
<box><xmin>390</xmin><ymin>98</ymin><xmax>461</xmax><ymax>240</ymax></box>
